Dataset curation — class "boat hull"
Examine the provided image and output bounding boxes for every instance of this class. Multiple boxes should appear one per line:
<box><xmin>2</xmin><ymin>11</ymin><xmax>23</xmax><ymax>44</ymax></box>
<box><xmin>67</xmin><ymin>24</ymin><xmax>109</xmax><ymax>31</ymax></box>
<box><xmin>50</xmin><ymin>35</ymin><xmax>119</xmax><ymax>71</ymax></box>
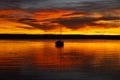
<box><xmin>55</xmin><ymin>41</ymin><xmax>64</xmax><ymax>47</ymax></box>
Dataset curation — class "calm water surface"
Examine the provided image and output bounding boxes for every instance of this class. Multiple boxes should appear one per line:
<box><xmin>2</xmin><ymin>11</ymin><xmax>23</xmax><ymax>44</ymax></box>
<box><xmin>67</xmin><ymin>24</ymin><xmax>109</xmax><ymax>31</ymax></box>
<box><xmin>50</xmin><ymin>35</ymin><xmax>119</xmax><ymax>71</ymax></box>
<box><xmin>0</xmin><ymin>39</ymin><xmax>120</xmax><ymax>80</ymax></box>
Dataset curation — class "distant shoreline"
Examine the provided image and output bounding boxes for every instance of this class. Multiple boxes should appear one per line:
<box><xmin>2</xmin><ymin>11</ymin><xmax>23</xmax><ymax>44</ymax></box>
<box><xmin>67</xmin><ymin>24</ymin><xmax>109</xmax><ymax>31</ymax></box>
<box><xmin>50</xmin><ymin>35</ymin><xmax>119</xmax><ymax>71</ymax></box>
<box><xmin>0</xmin><ymin>34</ymin><xmax>120</xmax><ymax>39</ymax></box>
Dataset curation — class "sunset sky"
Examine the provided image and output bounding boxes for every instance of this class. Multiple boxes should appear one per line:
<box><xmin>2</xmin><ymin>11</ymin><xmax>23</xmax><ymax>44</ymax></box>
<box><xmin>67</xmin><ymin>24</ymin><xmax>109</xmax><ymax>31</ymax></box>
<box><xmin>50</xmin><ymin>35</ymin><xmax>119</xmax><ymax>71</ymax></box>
<box><xmin>0</xmin><ymin>0</ymin><xmax>120</xmax><ymax>35</ymax></box>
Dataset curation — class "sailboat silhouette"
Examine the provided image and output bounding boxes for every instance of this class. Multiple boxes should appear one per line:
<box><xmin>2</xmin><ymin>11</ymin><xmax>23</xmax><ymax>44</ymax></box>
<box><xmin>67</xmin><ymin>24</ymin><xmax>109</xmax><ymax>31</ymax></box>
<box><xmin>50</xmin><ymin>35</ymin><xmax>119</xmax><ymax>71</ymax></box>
<box><xmin>55</xmin><ymin>19</ymin><xmax>64</xmax><ymax>47</ymax></box>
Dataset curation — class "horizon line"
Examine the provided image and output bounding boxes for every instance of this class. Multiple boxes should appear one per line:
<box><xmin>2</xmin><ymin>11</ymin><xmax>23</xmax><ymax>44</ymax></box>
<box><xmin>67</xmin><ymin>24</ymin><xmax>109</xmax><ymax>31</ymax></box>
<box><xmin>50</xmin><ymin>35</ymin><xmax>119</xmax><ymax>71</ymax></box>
<box><xmin>0</xmin><ymin>34</ymin><xmax>120</xmax><ymax>36</ymax></box>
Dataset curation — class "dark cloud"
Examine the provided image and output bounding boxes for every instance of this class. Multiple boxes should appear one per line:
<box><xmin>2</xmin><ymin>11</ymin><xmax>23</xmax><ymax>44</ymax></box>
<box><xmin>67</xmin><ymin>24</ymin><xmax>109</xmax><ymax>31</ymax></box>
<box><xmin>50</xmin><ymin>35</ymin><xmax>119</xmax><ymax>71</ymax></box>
<box><xmin>79</xmin><ymin>0</ymin><xmax>120</xmax><ymax>12</ymax></box>
<box><xmin>0</xmin><ymin>0</ymin><xmax>119</xmax><ymax>12</ymax></box>
<box><xmin>18</xmin><ymin>18</ymin><xmax>57</xmax><ymax>30</ymax></box>
<box><xmin>62</xmin><ymin>11</ymin><xmax>86</xmax><ymax>17</ymax></box>
<box><xmin>52</xmin><ymin>16</ymin><xmax>120</xmax><ymax>30</ymax></box>
<box><xmin>19</xmin><ymin>18</ymin><xmax>39</xmax><ymax>22</ymax></box>
<box><xmin>100</xmin><ymin>16</ymin><xmax>120</xmax><ymax>21</ymax></box>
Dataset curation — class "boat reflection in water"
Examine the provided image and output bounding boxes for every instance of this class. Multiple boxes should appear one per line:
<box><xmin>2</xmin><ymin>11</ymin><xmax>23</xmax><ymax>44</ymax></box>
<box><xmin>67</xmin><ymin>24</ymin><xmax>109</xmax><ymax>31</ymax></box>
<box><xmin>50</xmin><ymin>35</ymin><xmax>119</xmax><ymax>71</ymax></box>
<box><xmin>0</xmin><ymin>39</ymin><xmax>120</xmax><ymax>80</ymax></box>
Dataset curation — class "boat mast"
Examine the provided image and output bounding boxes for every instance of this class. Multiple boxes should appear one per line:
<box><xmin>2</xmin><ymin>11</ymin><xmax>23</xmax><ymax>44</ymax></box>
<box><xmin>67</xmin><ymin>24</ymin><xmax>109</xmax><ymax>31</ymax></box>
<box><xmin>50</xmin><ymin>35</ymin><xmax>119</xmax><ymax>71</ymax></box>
<box><xmin>60</xmin><ymin>18</ymin><xmax>62</xmax><ymax>35</ymax></box>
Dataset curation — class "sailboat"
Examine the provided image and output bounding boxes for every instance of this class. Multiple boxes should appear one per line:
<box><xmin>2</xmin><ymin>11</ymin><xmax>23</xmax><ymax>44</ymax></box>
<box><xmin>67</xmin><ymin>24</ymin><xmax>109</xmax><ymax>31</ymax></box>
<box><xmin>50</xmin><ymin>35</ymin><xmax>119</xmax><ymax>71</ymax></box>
<box><xmin>55</xmin><ymin>20</ymin><xmax>64</xmax><ymax>47</ymax></box>
<box><xmin>55</xmin><ymin>40</ymin><xmax>64</xmax><ymax>47</ymax></box>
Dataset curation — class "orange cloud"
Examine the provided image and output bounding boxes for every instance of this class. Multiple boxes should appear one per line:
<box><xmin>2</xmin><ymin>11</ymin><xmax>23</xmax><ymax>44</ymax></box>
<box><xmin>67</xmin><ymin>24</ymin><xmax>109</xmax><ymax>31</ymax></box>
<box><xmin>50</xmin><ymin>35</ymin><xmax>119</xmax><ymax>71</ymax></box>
<box><xmin>0</xmin><ymin>9</ymin><xmax>120</xmax><ymax>35</ymax></box>
<box><xmin>33</xmin><ymin>9</ymin><xmax>75</xmax><ymax>21</ymax></box>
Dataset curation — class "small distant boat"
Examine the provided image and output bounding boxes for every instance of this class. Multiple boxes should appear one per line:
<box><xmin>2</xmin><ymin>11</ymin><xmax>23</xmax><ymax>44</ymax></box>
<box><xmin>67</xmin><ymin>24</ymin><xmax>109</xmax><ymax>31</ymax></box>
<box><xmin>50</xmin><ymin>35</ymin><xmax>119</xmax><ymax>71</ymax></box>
<box><xmin>55</xmin><ymin>19</ymin><xmax>64</xmax><ymax>47</ymax></box>
<box><xmin>55</xmin><ymin>40</ymin><xmax>64</xmax><ymax>47</ymax></box>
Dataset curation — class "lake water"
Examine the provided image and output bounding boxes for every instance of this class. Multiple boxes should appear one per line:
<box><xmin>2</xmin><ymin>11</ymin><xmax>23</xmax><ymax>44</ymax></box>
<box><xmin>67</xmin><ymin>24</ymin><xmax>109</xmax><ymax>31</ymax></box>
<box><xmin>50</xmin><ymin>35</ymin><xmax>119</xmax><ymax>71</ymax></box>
<box><xmin>0</xmin><ymin>39</ymin><xmax>120</xmax><ymax>80</ymax></box>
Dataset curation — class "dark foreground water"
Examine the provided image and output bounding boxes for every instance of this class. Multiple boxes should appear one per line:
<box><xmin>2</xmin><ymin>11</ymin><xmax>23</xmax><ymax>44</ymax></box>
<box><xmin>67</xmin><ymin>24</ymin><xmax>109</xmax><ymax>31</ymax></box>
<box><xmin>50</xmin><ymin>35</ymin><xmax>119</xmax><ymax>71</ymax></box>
<box><xmin>0</xmin><ymin>39</ymin><xmax>120</xmax><ymax>80</ymax></box>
